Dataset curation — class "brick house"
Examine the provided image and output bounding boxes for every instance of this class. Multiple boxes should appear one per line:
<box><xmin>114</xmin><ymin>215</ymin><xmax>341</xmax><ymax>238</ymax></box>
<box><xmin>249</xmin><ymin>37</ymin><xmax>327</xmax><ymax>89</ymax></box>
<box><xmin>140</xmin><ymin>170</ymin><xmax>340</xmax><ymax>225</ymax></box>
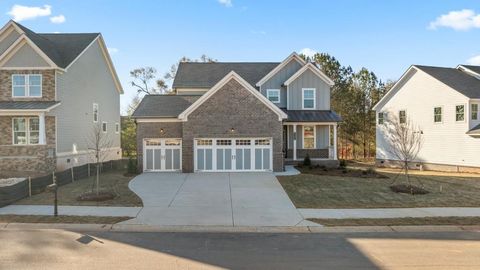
<box><xmin>132</xmin><ymin>53</ymin><xmax>341</xmax><ymax>172</ymax></box>
<box><xmin>0</xmin><ymin>21</ymin><xmax>122</xmax><ymax>177</ymax></box>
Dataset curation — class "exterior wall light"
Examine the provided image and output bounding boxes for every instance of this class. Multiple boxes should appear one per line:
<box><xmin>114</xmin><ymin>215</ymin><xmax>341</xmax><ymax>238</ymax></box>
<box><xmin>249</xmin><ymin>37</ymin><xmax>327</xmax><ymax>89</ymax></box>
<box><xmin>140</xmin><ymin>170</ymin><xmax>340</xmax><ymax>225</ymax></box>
<box><xmin>160</xmin><ymin>128</ymin><xmax>164</xmax><ymax>134</ymax></box>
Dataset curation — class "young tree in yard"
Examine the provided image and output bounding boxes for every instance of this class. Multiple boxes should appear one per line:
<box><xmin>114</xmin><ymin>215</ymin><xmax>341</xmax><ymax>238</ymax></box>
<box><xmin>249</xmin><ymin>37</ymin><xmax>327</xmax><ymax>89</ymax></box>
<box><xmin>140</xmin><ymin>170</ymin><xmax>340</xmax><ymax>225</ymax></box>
<box><xmin>87</xmin><ymin>123</ymin><xmax>114</xmax><ymax>196</ymax></box>
<box><xmin>386</xmin><ymin>116</ymin><xmax>424</xmax><ymax>189</ymax></box>
<box><xmin>121</xmin><ymin>116</ymin><xmax>136</xmax><ymax>157</ymax></box>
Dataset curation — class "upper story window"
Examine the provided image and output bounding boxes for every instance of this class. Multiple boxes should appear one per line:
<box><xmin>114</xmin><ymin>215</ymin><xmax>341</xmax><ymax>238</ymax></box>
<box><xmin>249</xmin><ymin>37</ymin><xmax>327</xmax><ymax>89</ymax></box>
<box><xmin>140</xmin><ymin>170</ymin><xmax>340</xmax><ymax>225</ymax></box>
<box><xmin>434</xmin><ymin>107</ymin><xmax>442</xmax><ymax>123</ymax></box>
<box><xmin>13</xmin><ymin>117</ymin><xmax>39</xmax><ymax>145</ymax></box>
<box><xmin>12</xmin><ymin>74</ymin><xmax>42</xmax><ymax>97</ymax></box>
<box><xmin>378</xmin><ymin>112</ymin><xmax>384</xmax><ymax>125</ymax></box>
<box><xmin>399</xmin><ymin>110</ymin><xmax>406</xmax><ymax>124</ymax></box>
<box><xmin>456</xmin><ymin>105</ymin><xmax>465</xmax><ymax>122</ymax></box>
<box><xmin>303</xmin><ymin>126</ymin><xmax>315</xmax><ymax>149</ymax></box>
<box><xmin>102</xmin><ymin>122</ymin><xmax>107</xmax><ymax>133</ymax></box>
<box><xmin>115</xmin><ymin>123</ymin><xmax>120</xmax><ymax>134</ymax></box>
<box><xmin>302</xmin><ymin>88</ymin><xmax>316</xmax><ymax>109</ymax></box>
<box><xmin>93</xmin><ymin>103</ymin><xmax>99</xmax><ymax>123</ymax></box>
<box><xmin>471</xmin><ymin>104</ymin><xmax>478</xmax><ymax>120</ymax></box>
<box><xmin>266</xmin><ymin>89</ymin><xmax>280</xmax><ymax>103</ymax></box>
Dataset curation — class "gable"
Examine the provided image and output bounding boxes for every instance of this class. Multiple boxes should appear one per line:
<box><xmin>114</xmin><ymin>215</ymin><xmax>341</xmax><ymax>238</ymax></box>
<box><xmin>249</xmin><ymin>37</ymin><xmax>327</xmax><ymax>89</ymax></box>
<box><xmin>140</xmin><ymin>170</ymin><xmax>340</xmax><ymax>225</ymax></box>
<box><xmin>373</xmin><ymin>67</ymin><xmax>417</xmax><ymax>111</ymax></box>
<box><xmin>256</xmin><ymin>52</ymin><xmax>306</xmax><ymax>86</ymax></box>
<box><xmin>2</xmin><ymin>42</ymin><xmax>50</xmax><ymax>68</ymax></box>
<box><xmin>0</xmin><ymin>27</ymin><xmax>20</xmax><ymax>56</ymax></box>
<box><xmin>261</xmin><ymin>59</ymin><xmax>302</xmax><ymax>89</ymax></box>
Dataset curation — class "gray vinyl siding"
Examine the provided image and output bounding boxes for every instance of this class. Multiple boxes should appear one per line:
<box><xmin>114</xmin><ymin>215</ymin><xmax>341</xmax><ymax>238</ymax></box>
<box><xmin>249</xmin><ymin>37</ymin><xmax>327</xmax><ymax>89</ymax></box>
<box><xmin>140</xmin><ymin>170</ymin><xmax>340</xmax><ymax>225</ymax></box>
<box><xmin>50</xmin><ymin>40</ymin><xmax>120</xmax><ymax>153</ymax></box>
<box><xmin>260</xmin><ymin>60</ymin><xmax>302</xmax><ymax>108</ymax></box>
<box><xmin>287</xmin><ymin>69</ymin><xmax>331</xmax><ymax>110</ymax></box>
<box><xmin>3</xmin><ymin>44</ymin><xmax>50</xmax><ymax>67</ymax></box>
<box><xmin>287</xmin><ymin>125</ymin><xmax>329</xmax><ymax>149</ymax></box>
<box><xmin>0</xmin><ymin>30</ymin><xmax>20</xmax><ymax>56</ymax></box>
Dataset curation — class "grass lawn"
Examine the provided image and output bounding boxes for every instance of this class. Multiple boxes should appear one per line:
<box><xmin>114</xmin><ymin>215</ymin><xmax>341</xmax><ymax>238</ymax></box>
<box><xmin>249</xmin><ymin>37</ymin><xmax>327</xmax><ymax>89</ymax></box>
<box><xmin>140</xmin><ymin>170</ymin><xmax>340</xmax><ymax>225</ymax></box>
<box><xmin>278</xmin><ymin>166</ymin><xmax>480</xmax><ymax>208</ymax></box>
<box><xmin>0</xmin><ymin>215</ymin><xmax>130</xmax><ymax>224</ymax></box>
<box><xmin>14</xmin><ymin>170</ymin><xmax>142</xmax><ymax>207</ymax></box>
<box><xmin>309</xmin><ymin>217</ymin><xmax>480</xmax><ymax>226</ymax></box>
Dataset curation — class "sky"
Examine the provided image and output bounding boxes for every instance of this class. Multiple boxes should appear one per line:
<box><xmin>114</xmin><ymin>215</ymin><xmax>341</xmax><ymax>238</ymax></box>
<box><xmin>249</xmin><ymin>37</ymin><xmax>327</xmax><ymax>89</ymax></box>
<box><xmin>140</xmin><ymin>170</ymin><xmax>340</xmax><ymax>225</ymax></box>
<box><xmin>1</xmin><ymin>0</ymin><xmax>480</xmax><ymax>113</ymax></box>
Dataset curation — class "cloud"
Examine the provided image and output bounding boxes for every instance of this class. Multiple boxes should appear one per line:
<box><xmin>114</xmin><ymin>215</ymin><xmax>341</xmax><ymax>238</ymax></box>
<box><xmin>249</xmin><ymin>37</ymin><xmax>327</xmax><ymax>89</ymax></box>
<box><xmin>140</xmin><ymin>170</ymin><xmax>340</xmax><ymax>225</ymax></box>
<box><xmin>299</xmin><ymin>48</ymin><xmax>318</xmax><ymax>58</ymax></box>
<box><xmin>218</xmin><ymin>0</ymin><xmax>232</xmax><ymax>7</ymax></box>
<box><xmin>467</xmin><ymin>55</ymin><xmax>480</xmax><ymax>65</ymax></box>
<box><xmin>251</xmin><ymin>30</ymin><xmax>266</xmax><ymax>35</ymax></box>
<box><xmin>428</xmin><ymin>9</ymin><xmax>480</xmax><ymax>31</ymax></box>
<box><xmin>50</xmin><ymin>15</ymin><xmax>66</xmax><ymax>24</ymax></box>
<box><xmin>108</xmin><ymin>47</ymin><xmax>119</xmax><ymax>54</ymax></box>
<box><xmin>7</xmin><ymin>4</ymin><xmax>52</xmax><ymax>22</ymax></box>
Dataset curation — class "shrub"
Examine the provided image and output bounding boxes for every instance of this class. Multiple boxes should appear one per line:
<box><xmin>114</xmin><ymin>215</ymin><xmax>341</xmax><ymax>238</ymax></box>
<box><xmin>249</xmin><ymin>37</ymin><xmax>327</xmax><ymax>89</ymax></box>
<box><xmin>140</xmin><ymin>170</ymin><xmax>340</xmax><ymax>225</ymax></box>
<box><xmin>127</xmin><ymin>158</ymin><xmax>137</xmax><ymax>174</ymax></box>
<box><xmin>339</xmin><ymin>159</ymin><xmax>347</xmax><ymax>168</ymax></box>
<box><xmin>366</xmin><ymin>167</ymin><xmax>376</xmax><ymax>175</ymax></box>
<box><xmin>303</xmin><ymin>154</ymin><xmax>311</xmax><ymax>167</ymax></box>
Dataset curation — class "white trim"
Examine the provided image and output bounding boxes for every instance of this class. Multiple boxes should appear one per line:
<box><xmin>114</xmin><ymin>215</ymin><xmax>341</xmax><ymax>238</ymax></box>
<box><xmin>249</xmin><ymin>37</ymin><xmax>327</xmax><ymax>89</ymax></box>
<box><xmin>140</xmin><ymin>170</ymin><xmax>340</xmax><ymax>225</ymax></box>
<box><xmin>293</xmin><ymin>124</ymin><xmax>297</xmax><ymax>160</ymax></box>
<box><xmin>302</xmin><ymin>88</ymin><xmax>316</xmax><ymax>110</ymax></box>
<box><xmin>377</xmin><ymin>112</ymin><xmax>385</xmax><ymax>125</ymax></box>
<box><xmin>373</xmin><ymin>66</ymin><xmax>417</xmax><ymax>111</ymax></box>
<box><xmin>471</xmin><ymin>103</ymin><xmax>479</xmax><ymax>121</ymax></box>
<box><xmin>286</xmin><ymin>84</ymin><xmax>290</xmax><ymax>109</ymax></box>
<box><xmin>11</xmin><ymin>74</ymin><xmax>42</xmax><ymax>98</ymax></box>
<box><xmin>11</xmin><ymin>116</ymin><xmax>42</xmax><ymax>146</ymax></box>
<box><xmin>266</xmin><ymin>89</ymin><xmax>280</xmax><ymax>104</ymax></box>
<box><xmin>0</xmin><ymin>66</ymin><xmax>55</xmax><ymax>70</ymax></box>
<box><xmin>457</xmin><ymin>65</ymin><xmax>480</xmax><ymax>79</ymax></box>
<box><xmin>0</xmin><ymin>24</ymin><xmax>17</xmax><ymax>44</ymax></box>
<box><xmin>302</xmin><ymin>125</ymin><xmax>316</xmax><ymax>149</ymax></box>
<box><xmin>179</xmin><ymin>71</ymin><xmax>288</xmax><ymax>121</ymax></box>
<box><xmin>255</xmin><ymin>52</ymin><xmax>306</xmax><ymax>87</ymax></box>
<box><xmin>0</xmin><ymin>36</ymin><xmax>59</xmax><ymax>69</ymax></box>
<box><xmin>0</xmin><ymin>21</ymin><xmax>25</xmax><ymax>38</ymax></box>
<box><xmin>143</xmin><ymin>138</ymin><xmax>182</xmax><ymax>172</ymax></box>
<box><xmin>135</xmin><ymin>118</ymin><xmax>182</xmax><ymax>123</ymax></box>
<box><xmin>283</xmin><ymin>122</ymin><xmax>338</xmax><ymax>125</ymax></box>
<box><xmin>284</xmin><ymin>62</ymin><xmax>334</xmax><ymax>86</ymax></box>
<box><xmin>102</xmin><ymin>121</ymin><xmax>108</xmax><ymax>133</ymax></box>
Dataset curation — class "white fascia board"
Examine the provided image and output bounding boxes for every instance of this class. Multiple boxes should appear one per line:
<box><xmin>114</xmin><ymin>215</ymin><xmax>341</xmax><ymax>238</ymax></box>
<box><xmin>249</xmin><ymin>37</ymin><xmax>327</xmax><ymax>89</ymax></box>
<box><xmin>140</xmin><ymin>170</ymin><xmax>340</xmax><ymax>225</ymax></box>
<box><xmin>284</xmin><ymin>62</ymin><xmax>334</xmax><ymax>86</ymax></box>
<box><xmin>255</xmin><ymin>52</ymin><xmax>307</xmax><ymax>87</ymax></box>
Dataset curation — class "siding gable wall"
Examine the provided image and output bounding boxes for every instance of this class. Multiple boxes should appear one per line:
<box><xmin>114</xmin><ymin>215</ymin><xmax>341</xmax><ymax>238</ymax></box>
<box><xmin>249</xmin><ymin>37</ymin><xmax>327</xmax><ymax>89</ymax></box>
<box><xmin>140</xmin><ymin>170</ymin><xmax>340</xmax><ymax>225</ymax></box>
<box><xmin>3</xmin><ymin>43</ymin><xmax>50</xmax><ymax>68</ymax></box>
<box><xmin>260</xmin><ymin>60</ymin><xmax>302</xmax><ymax>108</ymax></box>
<box><xmin>0</xmin><ymin>29</ymin><xmax>20</xmax><ymax>56</ymax></box>
<box><xmin>287</xmin><ymin>69</ymin><xmax>331</xmax><ymax>110</ymax></box>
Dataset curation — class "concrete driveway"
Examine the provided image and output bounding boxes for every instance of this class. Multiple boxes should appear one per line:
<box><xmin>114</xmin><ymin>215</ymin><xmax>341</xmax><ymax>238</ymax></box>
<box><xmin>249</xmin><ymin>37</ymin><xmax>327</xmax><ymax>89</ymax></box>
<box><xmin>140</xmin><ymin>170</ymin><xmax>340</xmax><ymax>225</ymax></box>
<box><xmin>122</xmin><ymin>172</ymin><xmax>305</xmax><ymax>227</ymax></box>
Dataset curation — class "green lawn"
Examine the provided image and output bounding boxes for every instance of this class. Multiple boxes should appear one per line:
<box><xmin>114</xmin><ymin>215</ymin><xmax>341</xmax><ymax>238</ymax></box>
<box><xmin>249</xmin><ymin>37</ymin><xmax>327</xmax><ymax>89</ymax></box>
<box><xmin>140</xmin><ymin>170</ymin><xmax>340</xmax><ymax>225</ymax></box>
<box><xmin>278</xmin><ymin>168</ymin><xmax>480</xmax><ymax>209</ymax></box>
<box><xmin>0</xmin><ymin>215</ymin><xmax>131</xmax><ymax>224</ymax></box>
<box><xmin>15</xmin><ymin>170</ymin><xmax>142</xmax><ymax>207</ymax></box>
<box><xmin>308</xmin><ymin>217</ymin><xmax>480</xmax><ymax>226</ymax></box>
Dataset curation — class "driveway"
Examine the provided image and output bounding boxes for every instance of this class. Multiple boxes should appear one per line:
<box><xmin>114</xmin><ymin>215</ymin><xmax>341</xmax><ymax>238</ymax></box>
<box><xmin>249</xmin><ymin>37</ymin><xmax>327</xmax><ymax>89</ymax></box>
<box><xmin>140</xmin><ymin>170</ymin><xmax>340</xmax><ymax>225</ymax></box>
<box><xmin>122</xmin><ymin>172</ymin><xmax>305</xmax><ymax>226</ymax></box>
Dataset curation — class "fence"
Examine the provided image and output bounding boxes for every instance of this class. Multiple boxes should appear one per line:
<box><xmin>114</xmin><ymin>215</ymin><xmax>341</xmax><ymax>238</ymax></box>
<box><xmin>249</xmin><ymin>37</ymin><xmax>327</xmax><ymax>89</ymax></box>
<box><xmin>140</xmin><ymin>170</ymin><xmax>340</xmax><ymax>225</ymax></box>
<box><xmin>0</xmin><ymin>159</ymin><xmax>128</xmax><ymax>207</ymax></box>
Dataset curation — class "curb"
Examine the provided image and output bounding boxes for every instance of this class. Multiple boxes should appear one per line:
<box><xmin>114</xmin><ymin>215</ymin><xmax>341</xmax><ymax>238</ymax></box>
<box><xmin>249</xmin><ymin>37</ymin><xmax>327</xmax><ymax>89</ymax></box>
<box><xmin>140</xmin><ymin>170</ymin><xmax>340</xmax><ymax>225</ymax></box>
<box><xmin>1</xmin><ymin>223</ymin><xmax>480</xmax><ymax>233</ymax></box>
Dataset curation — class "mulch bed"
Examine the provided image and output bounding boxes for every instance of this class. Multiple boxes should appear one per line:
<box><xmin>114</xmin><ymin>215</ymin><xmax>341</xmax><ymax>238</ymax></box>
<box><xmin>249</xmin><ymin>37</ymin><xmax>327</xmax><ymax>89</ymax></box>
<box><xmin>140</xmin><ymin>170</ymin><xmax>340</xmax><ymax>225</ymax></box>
<box><xmin>296</xmin><ymin>165</ymin><xmax>387</xmax><ymax>178</ymax></box>
<box><xmin>390</xmin><ymin>184</ymin><xmax>429</xmax><ymax>195</ymax></box>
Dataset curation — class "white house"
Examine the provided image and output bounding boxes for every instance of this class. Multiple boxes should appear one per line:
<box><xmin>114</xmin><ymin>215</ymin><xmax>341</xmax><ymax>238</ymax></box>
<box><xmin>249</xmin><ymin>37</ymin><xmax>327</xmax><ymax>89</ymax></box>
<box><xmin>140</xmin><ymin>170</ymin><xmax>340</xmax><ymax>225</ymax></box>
<box><xmin>373</xmin><ymin>64</ymin><xmax>480</xmax><ymax>172</ymax></box>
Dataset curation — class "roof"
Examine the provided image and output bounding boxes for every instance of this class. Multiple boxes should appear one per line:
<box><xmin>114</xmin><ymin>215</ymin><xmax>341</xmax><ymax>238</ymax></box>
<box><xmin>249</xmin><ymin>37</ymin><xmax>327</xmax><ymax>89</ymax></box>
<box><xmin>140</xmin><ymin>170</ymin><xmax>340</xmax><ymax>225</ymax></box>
<box><xmin>282</xmin><ymin>109</ymin><xmax>342</xmax><ymax>122</ymax></box>
<box><xmin>467</xmin><ymin>123</ymin><xmax>480</xmax><ymax>136</ymax></box>
<box><xmin>414</xmin><ymin>65</ymin><xmax>480</xmax><ymax>99</ymax></box>
<box><xmin>462</xmin><ymin>65</ymin><xmax>480</xmax><ymax>75</ymax></box>
<box><xmin>13</xmin><ymin>21</ymin><xmax>99</xmax><ymax>68</ymax></box>
<box><xmin>132</xmin><ymin>95</ymin><xmax>200</xmax><ymax>118</ymax></box>
<box><xmin>172</xmin><ymin>62</ymin><xmax>279</xmax><ymax>88</ymax></box>
<box><xmin>0</xmin><ymin>101</ymin><xmax>60</xmax><ymax>110</ymax></box>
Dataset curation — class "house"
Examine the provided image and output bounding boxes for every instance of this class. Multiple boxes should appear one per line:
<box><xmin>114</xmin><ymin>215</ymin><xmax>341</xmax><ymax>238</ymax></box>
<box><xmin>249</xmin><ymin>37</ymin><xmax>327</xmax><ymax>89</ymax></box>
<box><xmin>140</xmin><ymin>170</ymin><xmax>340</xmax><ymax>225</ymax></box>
<box><xmin>0</xmin><ymin>21</ymin><xmax>123</xmax><ymax>177</ymax></box>
<box><xmin>132</xmin><ymin>53</ymin><xmax>341</xmax><ymax>172</ymax></box>
<box><xmin>374</xmin><ymin>64</ymin><xmax>480</xmax><ymax>172</ymax></box>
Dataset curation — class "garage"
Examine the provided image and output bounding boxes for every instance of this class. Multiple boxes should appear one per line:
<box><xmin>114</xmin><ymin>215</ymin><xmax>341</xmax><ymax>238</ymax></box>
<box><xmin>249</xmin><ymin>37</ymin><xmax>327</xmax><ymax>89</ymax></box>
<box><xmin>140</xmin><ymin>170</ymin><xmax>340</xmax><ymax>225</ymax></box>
<box><xmin>143</xmin><ymin>139</ymin><xmax>182</xmax><ymax>171</ymax></box>
<box><xmin>194</xmin><ymin>138</ymin><xmax>272</xmax><ymax>172</ymax></box>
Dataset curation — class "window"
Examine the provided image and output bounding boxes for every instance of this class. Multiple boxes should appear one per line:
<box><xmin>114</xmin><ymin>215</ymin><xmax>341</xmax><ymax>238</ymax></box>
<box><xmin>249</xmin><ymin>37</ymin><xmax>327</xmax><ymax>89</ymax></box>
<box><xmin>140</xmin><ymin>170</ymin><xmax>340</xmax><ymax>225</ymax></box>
<box><xmin>399</xmin><ymin>110</ymin><xmax>406</xmax><ymax>124</ymax></box>
<box><xmin>216</xmin><ymin>139</ymin><xmax>232</xmax><ymax>145</ymax></box>
<box><xmin>255</xmin><ymin>139</ymin><xmax>270</xmax><ymax>145</ymax></box>
<box><xmin>165</xmin><ymin>139</ymin><xmax>181</xmax><ymax>146</ymax></box>
<box><xmin>456</xmin><ymin>105</ymin><xmax>465</xmax><ymax>122</ymax></box>
<box><xmin>146</xmin><ymin>139</ymin><xmax>161</xmax><ymax>146</ymax></box>
<box><xmin>12</xmin><ymin>74</ymin><xmax>42</xmax><ymax>97</ymax></box>
<box><xmin>93</xmin><ymin>103</ymin><xmax>99</xmax><ymax>123</ymax></box>
<box><xmin>302</xmin><ymin>88</ymin><xmax>315</xmax><ymax>109</ymax></box>
<box><xmin>115</xmin><ymin>123</ymin><xmax>120</xmax><ymax>134</ymax></box>
<box><xmin>197</xmin><ymin>139</ymin><xmax>213</xmax><ymax>146</ymax></box>
<box><xmin>12</xmin><ymin>117</ymin><xmax>40</xmax><ymax>145</ymax></box>
<box><xmin>236</xmin><ymin>139</ymin><xmax>251</xmax><ymax>145</ymax></box>
<box><xmin>266</xmin><ymin>89</ymin><xmax>280</xmax><ymax>103</ymax></box>
<box><xmin>378</xmin><ymin>112</ymin><xmax>384</xmax><ymax>125</ymax></box>
<box><xmin>472</xmin><ymin>104</ymin><xmax>478</xmax><ymax>120</ymax></box>
<box><xmin>102</xmin><ymin>122</ymin><xmax>107</xmax><ymax>133</ymax></box>
<box><xmin>303</xmin><ymin>126</ymin><xmax>315</xmax><ymax>149</ymax></box>
<box><xmin>434</xmin><ymin>107</ymin><xmax>442</xmax><ymax>123</ymax></box>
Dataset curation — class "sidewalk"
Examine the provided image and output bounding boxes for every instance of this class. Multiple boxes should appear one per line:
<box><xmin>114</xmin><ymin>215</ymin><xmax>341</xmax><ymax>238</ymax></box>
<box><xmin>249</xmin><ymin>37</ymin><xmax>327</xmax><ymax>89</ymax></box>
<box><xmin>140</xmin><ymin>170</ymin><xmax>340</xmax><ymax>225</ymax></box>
<box><xmin>0</xmin><ymin>205</ymin><xmax>141</xmax><ymax>217</ymax></box>
<box><xmin>299</xmin><ymin>207</ymin><xmax>480</xmax><ymax>219</ymax></box>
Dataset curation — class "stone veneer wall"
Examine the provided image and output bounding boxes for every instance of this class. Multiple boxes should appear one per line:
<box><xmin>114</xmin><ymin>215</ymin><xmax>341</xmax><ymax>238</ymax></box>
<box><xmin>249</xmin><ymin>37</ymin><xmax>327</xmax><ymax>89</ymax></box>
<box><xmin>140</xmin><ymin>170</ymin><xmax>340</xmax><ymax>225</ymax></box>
<box><xmin>0</xmin><ymin>69</ymin><xmax>55</xmax><ymax>101</ymax></box>
<box><xmin>0</xmin><ymin>116</ymin><xmax>56</xmax><ymax>178</ymax></box>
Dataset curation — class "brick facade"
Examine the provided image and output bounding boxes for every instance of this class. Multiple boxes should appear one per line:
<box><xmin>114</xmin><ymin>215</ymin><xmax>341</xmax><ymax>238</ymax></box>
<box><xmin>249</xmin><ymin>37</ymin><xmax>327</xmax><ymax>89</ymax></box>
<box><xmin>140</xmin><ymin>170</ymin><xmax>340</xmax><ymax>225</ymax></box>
<box><xmin>0</xmin><ymin>116</ymin><xmax>56</xmax><ymax>178</ymax></box>
<box><xmin>0</xmin><ymin>69</ymin><xmax>56</xmax><ymax>101</ymax></box>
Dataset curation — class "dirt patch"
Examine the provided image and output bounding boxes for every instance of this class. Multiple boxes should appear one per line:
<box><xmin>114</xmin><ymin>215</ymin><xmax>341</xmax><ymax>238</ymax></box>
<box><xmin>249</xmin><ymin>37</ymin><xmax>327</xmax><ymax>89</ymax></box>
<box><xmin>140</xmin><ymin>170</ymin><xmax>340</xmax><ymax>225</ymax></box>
<box><xmin>77</xmin><ymin>191</ymin><xmax>116</xmax><ymax>202</ymax></box>
<box><xmin>390</xmin><ymin>184</ymin><xmax>429</xmax><ymax>195</ymax></box>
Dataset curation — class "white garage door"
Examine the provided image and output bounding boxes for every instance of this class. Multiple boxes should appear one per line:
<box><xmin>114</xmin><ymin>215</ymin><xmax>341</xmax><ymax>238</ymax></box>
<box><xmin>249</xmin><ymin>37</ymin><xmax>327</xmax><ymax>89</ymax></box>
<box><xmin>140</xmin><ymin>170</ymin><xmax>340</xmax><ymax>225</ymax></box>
<box><xmin>194</xmin><ymin>138</ymin><xmax>272</xmax><ymax>172</ymax></box>
<box><xmin>143</xmin><ymin>139</ymin><xmax>181</xmax><ymax>172</ymax></box>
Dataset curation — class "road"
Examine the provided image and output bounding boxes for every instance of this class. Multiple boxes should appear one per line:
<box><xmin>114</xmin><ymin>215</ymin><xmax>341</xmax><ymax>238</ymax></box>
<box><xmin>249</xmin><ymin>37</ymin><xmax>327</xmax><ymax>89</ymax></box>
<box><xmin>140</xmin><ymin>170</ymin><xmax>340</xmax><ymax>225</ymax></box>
<box><xmin>1</xmin><ymin>229</ymin><xmax>480</xmax><ymax>269</ymax></box>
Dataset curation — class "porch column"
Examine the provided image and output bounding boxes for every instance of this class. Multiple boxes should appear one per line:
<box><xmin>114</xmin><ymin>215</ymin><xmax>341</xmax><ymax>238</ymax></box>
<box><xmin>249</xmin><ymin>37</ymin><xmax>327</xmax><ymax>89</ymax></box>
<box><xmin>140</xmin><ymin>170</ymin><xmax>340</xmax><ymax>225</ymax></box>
<box><xmin>39</xmin><ymin>112</ymin><xmax>46</xmax><ymax>145</ymax></box>
<box><xmin>293</xmin><ymin>124</ymin><xmax>297</xmax><ymax>160</ymax></box>
<box><xmin>333</xmin><ymin>123</ymin><xmax>337</xmax><ymax>160</ymax></box>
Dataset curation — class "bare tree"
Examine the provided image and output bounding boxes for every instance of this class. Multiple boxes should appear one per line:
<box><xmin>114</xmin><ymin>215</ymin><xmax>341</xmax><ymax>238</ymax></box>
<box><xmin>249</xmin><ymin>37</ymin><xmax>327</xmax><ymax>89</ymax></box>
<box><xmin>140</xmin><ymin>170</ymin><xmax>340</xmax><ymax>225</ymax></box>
<box><xmin>87</xmin><ymin>123</ymin><xmax>114</xmax><ymax>195</ymax></box>
<box><xmin>385</xmin><ymin>115</ymin><xmax>423</xmax><ymax>186</ymax></box>
<box><xmin>130</xmin><ymin>67</ymin><xmax>167</xmax><ymax>95</ymax></box>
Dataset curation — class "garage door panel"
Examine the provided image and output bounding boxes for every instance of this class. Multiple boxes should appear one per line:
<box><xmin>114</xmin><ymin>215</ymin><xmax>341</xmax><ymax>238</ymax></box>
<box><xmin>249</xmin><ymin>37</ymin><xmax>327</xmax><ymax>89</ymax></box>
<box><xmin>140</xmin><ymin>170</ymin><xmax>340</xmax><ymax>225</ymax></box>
<box><xmin>205</xmin><ymin>149</ymin><xmax>213</xmax><ymax>170</ymax></box>
<box><xmin>146</xmin><ymin>149</ymin><xmax>154</xmax><ymax>170</ymax></box>
<box><xmin>143</xmin><ymin>139</ymin><xmax>182</xmax><ymax>172</ymax></box>
<box><xmin>173</xmin><ymin>149</ymin><xmax>181</xmax><ymax>170</ymax></box>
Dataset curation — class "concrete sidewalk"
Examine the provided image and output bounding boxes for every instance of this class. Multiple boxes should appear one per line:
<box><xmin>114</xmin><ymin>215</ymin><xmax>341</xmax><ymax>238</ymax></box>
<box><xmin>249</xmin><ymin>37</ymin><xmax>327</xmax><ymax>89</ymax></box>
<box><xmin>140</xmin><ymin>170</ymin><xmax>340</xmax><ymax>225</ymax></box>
<box><xmin>0</xmin><ymin>205</ymin><xmax>141</xmax><ymax>217</ymax></box>
<box><xmin>300</xmin><ymin>207</ymin><xmax>480</xmax><ymax>219</ymax></box>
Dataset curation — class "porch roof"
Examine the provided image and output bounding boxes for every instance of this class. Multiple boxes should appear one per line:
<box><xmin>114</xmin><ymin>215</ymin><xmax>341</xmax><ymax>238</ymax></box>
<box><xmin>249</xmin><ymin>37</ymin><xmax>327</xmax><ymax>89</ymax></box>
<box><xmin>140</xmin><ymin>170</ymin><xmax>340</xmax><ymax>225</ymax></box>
<box><xmin>282</xmin><ymin>109</ymin><xmax>342</xmax><ymax>122</ymax></box>
<box><xmin>467</xmin><ymin>124</ymin><xmax>480</xmax><ymax>136</ymax></box>
<box><xmin>0</xmin><ymin>101</ymin><xmax>60</xmax><ymax>111</ymax></box>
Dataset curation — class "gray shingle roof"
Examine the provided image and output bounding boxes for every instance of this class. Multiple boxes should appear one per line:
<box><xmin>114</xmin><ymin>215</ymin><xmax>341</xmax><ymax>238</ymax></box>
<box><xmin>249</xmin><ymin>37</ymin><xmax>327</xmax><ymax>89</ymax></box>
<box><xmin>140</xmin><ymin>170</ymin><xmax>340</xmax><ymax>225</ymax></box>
<box><xmin>0</xmin><ymin>101</ymin><xmax>60</xmax><ymax>110</ymax></box>
<box><xmin>282</xmin><ymin>109</ymin><xmax>342</xmax><ymax>122</ymax></box>
<box><xmin>132</xmin><ymin>95</ymin><xmax>200</xmax><ymax>118</ymax></box>
<box><xmin>172</xmin><ymin>62</ymin><xmax>279</xmax><ymax>88</ymax></box>
<box><xmin>462</xmin><ymin>65</ymin><xmax>480</xmax><ymax>75</ymax></box>
<box><xmin>13</xmin><ymin>21</ymin><xmax>99</xmax><ymax>68</ymax></box>
<box><xmin>414</xmin><ymin>65</ymin><xmax>480</xmax><ymax>98</ymax></box>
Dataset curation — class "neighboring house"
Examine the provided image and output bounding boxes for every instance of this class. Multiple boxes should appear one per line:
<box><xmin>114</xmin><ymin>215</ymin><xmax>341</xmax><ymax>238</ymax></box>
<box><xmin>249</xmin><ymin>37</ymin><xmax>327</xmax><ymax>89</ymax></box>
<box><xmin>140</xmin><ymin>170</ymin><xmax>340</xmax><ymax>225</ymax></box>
<box><xmin>0</xmin><ymin>21</ymin><xmax>123</xmax><ymax>177</ymax></box>
<box><xmin>374</xmin><ymin>64</ymin><xmax>480</xmax><ymax>172</ymax></box>
<box><xmin>132</xmin><ymin>53</ymin><xmax>341</xmax><ymax>172</ymax></box>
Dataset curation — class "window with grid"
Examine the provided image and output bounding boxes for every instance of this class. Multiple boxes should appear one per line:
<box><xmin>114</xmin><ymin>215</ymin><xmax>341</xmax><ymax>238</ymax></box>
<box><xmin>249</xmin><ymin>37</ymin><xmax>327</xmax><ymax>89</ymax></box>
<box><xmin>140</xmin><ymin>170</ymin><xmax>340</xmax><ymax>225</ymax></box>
<box><xmin>12</xmin><ymin>74</ymin><xmax>42</xmax><ymax>97</ymax></box>
<box><xmin>146</xmin><ymin>139</ymin><xmax>161</xmax><ymax>146</ymax></box>
<box><xmin>472</xmin><ymin>104</ymin><xmax>478</xmax><ymax>120</ymax></box>
<box><xmin>13</xmin><ymin>117</ymin><xmax>40</xmax><ymax>145</ymax></box>
<box><xmin>267</xmin><ymin>89</ymin><xmax>280</xmax><ymax>103</ymax></box>
<box><xmin>456</xmin><ymin>105</ymin><xmax>465</xmax><ymax>122</ymax></box>
<box><xmin>302</xmin><ymin>88</ymin><xmax>315</xmax><ymax>109</ymax></box>
<box><xmin>197</xmin><ymin>139</ymin><xmax>213</xmax><ymax>146</ymax></box>
<box><xmin>255</xmin><ymin>139</ymin><xmax>270</xmax><ymax>145</ymax></box>
<box><xmin>378</xmin><ymin>112</ymin><xmax>384</xmax><ymax>125</ymax></box>
<box><xmin>165</xmin><ymin>139</ymin><xmax>181</xmax><ymax>146</ymax></box>
<box><xmin>303</xmin><ymin>126</ymin><xmax>315</xmax><ymax>149</ymax></box>
<box><xmin>399</xmin><ymin>110</ymin><xmax>406</xmax><ymax>124</ymax></box>
<box><xmin>236</xmin><ymin>139</ymin><xmax>251</xmax><ymax>145</ymax></box>
<box><xmin>434</xmin><ymin>107</ymin><xmax>442</xmax><ymax>123</ymax></box>
<box><xmin>216</xmin><ymin>139</ymin><xmax>232</xmax><ymax>145</ymax></box>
